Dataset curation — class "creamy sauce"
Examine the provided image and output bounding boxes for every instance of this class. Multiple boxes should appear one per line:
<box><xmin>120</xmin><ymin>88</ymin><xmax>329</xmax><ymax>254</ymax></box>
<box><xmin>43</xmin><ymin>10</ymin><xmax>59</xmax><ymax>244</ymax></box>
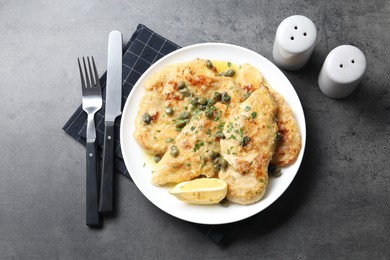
<box><xmin>143</xmin><ymin>151</ymin><xmax>158</xmax><ymax>170</ymax></box>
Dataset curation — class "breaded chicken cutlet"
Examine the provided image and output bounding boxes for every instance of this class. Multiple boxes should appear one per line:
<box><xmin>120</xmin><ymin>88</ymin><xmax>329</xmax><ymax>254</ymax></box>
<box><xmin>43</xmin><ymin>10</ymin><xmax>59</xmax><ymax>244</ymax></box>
<box><xmin>134</xmin><ymin>58</ymin><xmax>301</xmax><ymax>204</ymax></box>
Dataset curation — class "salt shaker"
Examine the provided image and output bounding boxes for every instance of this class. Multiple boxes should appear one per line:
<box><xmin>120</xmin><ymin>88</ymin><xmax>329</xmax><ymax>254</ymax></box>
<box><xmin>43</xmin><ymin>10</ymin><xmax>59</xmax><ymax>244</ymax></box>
<box><xmin>318</xmin><ymin>45</ymin><xmax>366</xmax><ymax>99</ymax></box>
<box><xmin>273</xmin><ymin>15</ymin><xmax>317</xmax><ymax>71</ymax></box>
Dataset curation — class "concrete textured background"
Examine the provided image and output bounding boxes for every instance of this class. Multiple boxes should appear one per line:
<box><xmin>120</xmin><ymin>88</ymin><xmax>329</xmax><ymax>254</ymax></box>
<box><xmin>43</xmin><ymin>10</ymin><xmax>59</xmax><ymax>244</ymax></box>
<box><xmin>1</xmin><ymin>0</ymin><xmax>389</xmax><ymax>259</ymax></box>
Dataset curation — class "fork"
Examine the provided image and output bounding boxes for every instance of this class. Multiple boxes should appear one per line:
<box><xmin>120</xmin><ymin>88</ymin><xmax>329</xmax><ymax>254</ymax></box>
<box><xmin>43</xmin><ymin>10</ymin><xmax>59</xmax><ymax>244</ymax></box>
<box><xmin>78</xmin><ymin>56</ymin><xmax>102</xmax><ymax>227</ymax></box>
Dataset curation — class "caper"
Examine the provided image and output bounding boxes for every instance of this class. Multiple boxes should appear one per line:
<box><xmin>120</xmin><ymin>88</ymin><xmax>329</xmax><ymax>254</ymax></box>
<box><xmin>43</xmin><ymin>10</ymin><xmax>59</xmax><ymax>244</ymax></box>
<box><xmin>189</xmin><ymin>96</ymin><xmax>199</xmax><ymax>105</ymax></box>
<box><xmin>142</xmin><ymin>113</ymin><xmax>151</xmax><ymax>124</ymax></box>
<box><xmin>213</xmin><ymin>92</ymin><xmax>222</xmax><ymax>101</ymax></box>
<box><xmin>206</xmin><ymin>60</ymin><xmax>213</xmax><ymax>69</ymax></box>
<box><xmin>271</xmin><ymin>168</ymin><xmax>282</xmax><ymax>177</ymax></box>
<box><xmin>198</xmin><ymin>97</ymin><xmax>207</xmax><ymax>105</ymax></box>
<box><xmin>240</xmin><ymin>136</ymin><xmax>250</xmax><ymax>147</ymax></box>
<box><xmin>208</xmin><ymin>151</ymin><xmax>220</xmax><ymax>160</ymax></box>
<box><xmin>215</xmin><ymin>131</ymin><xmax>225</xmax><ymax>139</ymax></box>
<box><xmin>198</xmin><ymin>104</ymin><xmax>206</xmax><ymax>111</ymax></box>
<box><xmin>153</xmin><ymin>155</ymin><xmax>161</xmax><ymax>163</ymax></box>
<box><xmin>219</xmin><ymin>158</ymin><xmax>228</xmax><ymax>169</ymax></box>
<box><xmin>170</xmin><ymin>145</ymin><xmax>179</xmax><ymax>157</ymax></box>
<box><xmin>213</xmin><ymin>163</ymin><xmax>221</xmax><ymax>172</ymax></box>
<box><xmin>268</xmin><ymin>164</ymin><xmax>277</xmax><ymax>173</ymax></box>
<box><xmin>177</xmin><ymin>81</ymin><xmax>186</xmax><ymax>90</ymax></box>
<box><xmin>165</xmin><ymin>107</ymin><xmax>173</xmax><ymax>115</ymax></box>
<box><xmin>221</xmin><ymin>92</ymin><xmax>231</xmax><ymax>103</ymax></box>
<box><xmin>224</xmin><ymin>69</ymin><xmax>235</xmax><ymax>77</ymax></box>
<box><xmin>207</xmin><ymin>98</ymin><xmax>216</xmax><ymax>106</ymax></box>
<box><xmin>175</xmin><ymin>119</ymin><xmax>189</xmax><ymax>128</ymax></box>
<box><xmin>205</xmin><ymin>110</ymin><xmax>213</xmax><ymax>119</ymax></box>
<box><xmin>268</xmin><ymin>164</ymin><xmax>281</xmax><ymax>177</ymax></box>
<box><xmin>179</xmin><ymin>87</ymin><xmax>190</xmax><ymax>96</ymax></box>
<box><xmin>178</xmin><ymin>110</ymin><xmax>190</xmax><ymax>119</ymax></box>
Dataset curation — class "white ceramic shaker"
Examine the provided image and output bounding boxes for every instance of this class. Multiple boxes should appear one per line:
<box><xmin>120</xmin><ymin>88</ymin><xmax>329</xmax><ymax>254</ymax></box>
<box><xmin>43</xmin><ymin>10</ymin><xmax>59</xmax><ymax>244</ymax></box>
<box><xmin>318</xmin><ymin>45</ymin><xmax>366</xmax><ymax>98</ymax></box>
<box><xmin>273</xmin><ymin>15</ymin><xmax>317</xmax><ymax>71</ymax></box>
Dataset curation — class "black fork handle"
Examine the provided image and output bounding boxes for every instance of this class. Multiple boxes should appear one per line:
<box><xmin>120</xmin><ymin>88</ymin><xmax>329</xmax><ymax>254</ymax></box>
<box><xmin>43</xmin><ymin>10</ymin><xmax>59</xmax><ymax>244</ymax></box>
<box><xmin>99</xmin><ymin>122</ymin><xmax>115</xmax><ymax>213</ymax></box>
<box><xmin>86</xmin><ymin>140</ymin><xmax>101</xmax><ymax>227</ymax></box>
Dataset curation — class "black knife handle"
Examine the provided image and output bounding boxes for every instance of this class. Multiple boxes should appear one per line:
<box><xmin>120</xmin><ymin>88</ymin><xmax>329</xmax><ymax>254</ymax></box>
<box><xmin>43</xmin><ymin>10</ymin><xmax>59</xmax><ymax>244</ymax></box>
<box><xmin>99</xmin><ymin>122</ymin><xmax>115</xmax><ymax>213</ymax></box>
<box><xmin>86</xmin><ymin>140</ymin><xmax>101</xmax><ymax>227</ymax></box>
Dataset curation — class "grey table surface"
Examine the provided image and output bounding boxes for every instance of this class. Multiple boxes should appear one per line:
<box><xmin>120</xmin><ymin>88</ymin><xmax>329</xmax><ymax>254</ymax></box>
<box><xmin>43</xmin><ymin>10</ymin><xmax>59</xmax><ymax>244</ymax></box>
<box><xmin>1</xmin><ymin>0</ymin><xmax>389</xmax><ymax>259</ymax></box>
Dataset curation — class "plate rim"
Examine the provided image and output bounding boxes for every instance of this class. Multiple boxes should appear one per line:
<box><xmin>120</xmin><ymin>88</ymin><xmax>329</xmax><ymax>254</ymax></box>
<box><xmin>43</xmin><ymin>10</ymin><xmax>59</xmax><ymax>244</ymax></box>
<box><xmin>120</xmin><ymin>42</ymin><xmax>306</xmax><ymax>224</ymax></box>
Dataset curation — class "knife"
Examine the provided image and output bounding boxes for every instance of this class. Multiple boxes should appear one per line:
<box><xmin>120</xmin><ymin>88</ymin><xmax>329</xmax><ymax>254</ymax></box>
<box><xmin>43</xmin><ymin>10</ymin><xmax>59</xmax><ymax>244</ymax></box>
<box><xmin>99</xmin><ymin>31</ymin><xmax>123</xmax><ymax>213</ymax></box>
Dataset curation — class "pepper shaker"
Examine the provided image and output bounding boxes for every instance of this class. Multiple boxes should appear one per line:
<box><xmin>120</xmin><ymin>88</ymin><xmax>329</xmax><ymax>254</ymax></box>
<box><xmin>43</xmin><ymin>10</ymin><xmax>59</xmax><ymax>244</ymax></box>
<box><xmin>273</xmin><ymin>15</ymin><xmax>317</xmax><ymax>71</ymax></box>
<box><xmin>318</xmin><ymin>45</ymin><xmax>366</xmax><ymax>98</ymax></box>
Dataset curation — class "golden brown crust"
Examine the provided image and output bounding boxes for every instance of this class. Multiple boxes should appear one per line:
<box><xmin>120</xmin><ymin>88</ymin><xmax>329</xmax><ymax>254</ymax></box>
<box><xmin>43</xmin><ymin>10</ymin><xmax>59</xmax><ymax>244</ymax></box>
<box><xmin>219</xmin><ymin>84</ymin><xmax>278</xmax><ymax>204</ymax></box>
<box><xmin>152</xmin><ymin>104</ymin><xmax>226</xmax><ymax>185</ymax></box>
<box><xmin>270</xmin><ymin>91</ymin><xmax>302</xmax><ymax>167</ymax></box>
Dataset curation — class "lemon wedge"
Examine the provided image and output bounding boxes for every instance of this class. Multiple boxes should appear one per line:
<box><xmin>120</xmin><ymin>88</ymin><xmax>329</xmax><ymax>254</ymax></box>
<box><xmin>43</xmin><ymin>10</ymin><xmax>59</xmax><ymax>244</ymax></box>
<box><xmin>169</xmin><ymin>178</ymin><xmax>227</xmax><ymax>204</ymax></box>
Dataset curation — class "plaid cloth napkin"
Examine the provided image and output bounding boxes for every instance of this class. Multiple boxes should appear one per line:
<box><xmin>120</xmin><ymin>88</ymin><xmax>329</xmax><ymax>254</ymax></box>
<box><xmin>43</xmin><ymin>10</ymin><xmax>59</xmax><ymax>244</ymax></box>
<box><xmin>63</xmin><ymin>24</ymin><xmax>230</xmax><ymax>244</ymax></box>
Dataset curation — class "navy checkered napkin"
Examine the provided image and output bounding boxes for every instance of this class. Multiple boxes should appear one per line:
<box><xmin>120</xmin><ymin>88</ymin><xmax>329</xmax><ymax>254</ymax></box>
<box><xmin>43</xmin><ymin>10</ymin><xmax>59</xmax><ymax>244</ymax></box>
<box><xmin>63</xmin><ymin>24</ymin><xmax>230</xmax><ymax>245</ymax></box>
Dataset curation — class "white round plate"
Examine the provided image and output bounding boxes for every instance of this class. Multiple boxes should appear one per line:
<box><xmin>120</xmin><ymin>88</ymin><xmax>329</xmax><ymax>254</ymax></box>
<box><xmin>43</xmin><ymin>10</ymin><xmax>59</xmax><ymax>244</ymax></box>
<box><xmin>120</xmin><ymin>43</ymin><xmax>306</xmax><ymax>225</ymax></box>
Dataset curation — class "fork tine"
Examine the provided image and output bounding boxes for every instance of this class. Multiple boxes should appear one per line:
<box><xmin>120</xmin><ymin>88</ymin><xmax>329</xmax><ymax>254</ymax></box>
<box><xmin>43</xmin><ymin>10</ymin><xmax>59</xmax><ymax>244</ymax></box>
<box><xmin>87</xmin><ymin>57</ymin><xmax>95</xmax><ymax>87</ymax></box>
<box><xmin>83</xmin><ymin>57</ymin><xmax>91</xmax><ymax>88</ymax></box>
<box><xmin>91</xmin><ymin>57</ymin><xmax>101</xmax><ymax>89</ymax></box>
<box><xmin>78</xmin><ymin>58</ymin><xmax>86</xmax><ymax>90</ymax></box>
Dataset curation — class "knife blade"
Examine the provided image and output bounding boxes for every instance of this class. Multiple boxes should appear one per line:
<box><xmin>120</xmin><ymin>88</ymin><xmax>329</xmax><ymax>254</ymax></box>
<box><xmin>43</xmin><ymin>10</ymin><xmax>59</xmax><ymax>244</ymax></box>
<box><xmin>99</xmin><ymin>31</ymin><xmax>123</xmax><ymax>213</ymax></box>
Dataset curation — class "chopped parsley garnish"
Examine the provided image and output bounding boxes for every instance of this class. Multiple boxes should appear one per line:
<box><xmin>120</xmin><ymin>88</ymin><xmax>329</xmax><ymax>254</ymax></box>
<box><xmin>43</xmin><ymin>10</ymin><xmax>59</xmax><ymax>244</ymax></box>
<box><xmin>218</xmin><ymin>122</ymin><xmax>225</xmax><ymax>130</ymax></box>
<box><xmin>244</xmin><ymin>106</ymin><xmax>251</xmax><ymax>111</ymax></box>
<box><xmin>226</xmin><ymin>122</ymin><xmax>234</xmax><ymax>133</ymax></box>
<box><xmin>239</xmin><ymin>128</ymin><xmax>244</xmax><ymax>137</ymax></box>
<box><xmin>193</xmin><ymin>140</ymin><xmax>205</xmax><ymax>152</ymax></box>
<box><xmin>229</xmin><ymin>135</ymin><xmax>237</xmax><ymax>140</ymax></box>
<box><xmin>192</xmin><ymin>109</ymin><xmax>201</xmax><ymax>119</ymax></box>
<box><xmin>165</xmin><ymin>138</ymin><xmax>174</xmax><ymax>143</ymax></box>
<box><xmin>251</xmin><ymin>111</ymin><xmax>257</xmax><ymax>119</ymax></box>
<box><xmin>227</xmin><ymin>61</ymin><xmax>232</xmax><ymax>67</ymax></box>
